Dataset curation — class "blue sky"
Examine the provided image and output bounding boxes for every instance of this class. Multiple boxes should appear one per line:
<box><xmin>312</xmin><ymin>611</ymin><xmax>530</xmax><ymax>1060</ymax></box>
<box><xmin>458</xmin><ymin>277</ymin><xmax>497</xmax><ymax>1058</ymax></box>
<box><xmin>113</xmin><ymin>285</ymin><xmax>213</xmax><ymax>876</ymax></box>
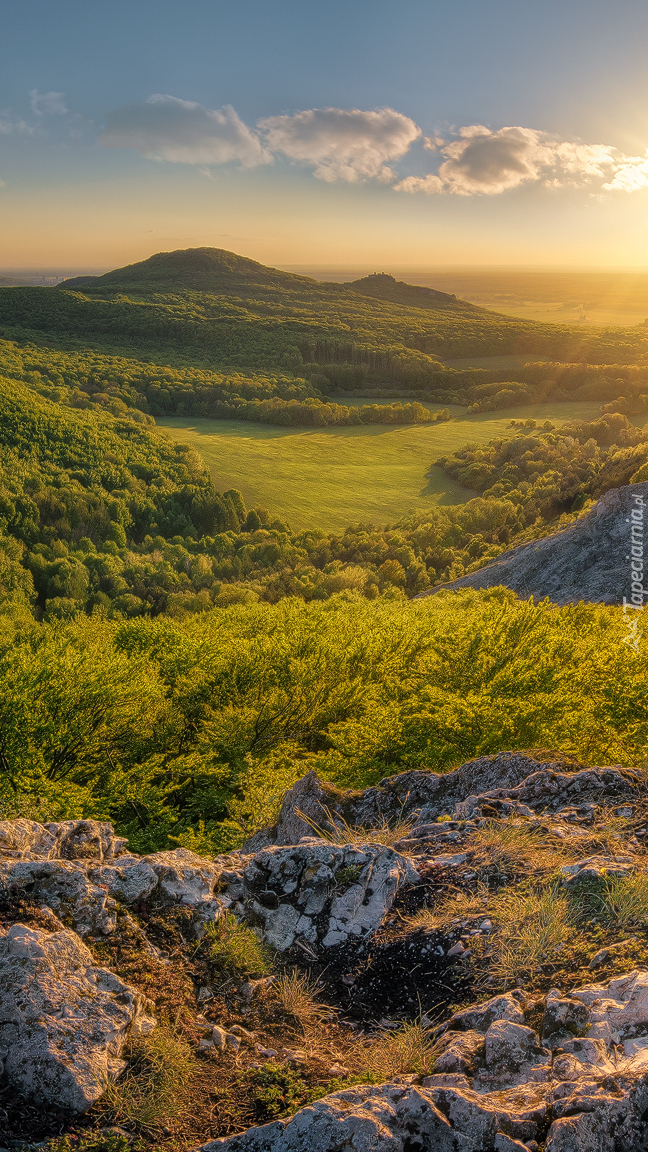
<box><xmin>3</xmin><ymin>0</ymin><xmax>648</xmax><ymax>268</ymax></box>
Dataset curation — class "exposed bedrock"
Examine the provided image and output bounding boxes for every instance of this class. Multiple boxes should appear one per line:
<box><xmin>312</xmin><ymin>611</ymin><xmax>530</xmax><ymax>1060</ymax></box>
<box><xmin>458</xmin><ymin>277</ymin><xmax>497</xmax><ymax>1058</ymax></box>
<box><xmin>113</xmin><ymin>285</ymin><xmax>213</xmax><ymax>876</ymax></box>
<box><xmin>414</xmin><ymin>480</ymin><xmax>648</xmax><ymax>605</ymax></box>
<box><xmin>195</xmin><ymin>971</ymin><xmax>648</xmax><ymax>1152</ymax></box>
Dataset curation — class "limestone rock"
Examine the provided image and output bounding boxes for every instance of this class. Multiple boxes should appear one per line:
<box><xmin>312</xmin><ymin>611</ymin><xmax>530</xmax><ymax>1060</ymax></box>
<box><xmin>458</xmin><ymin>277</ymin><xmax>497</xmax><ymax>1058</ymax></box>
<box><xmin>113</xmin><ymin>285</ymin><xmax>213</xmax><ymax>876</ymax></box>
<box><xmin>192</xmin><ymin>1081</ymin><xmax>484</xmax><ymax>1150</ymax></box>
<box><xmin>0</xmin><ymin>859</ymin><xmax>119</xmax><ymax>936</ymax></box>
<box><xmin>541</xmin><ymin>988</ymin><xmax>590</xmax><ymax>1048</ymax></box>
<box><xmin>243</xmin><ymin>752</ymin><xmax>591</xmax><ymax>850</ymax></box>
<box><xmin>226</xmin><ymin>841</ymin><xmax>418</xmax><ymax>951</ymax></box>
<box><xmin>0</xmin><ymin>817</ymin><xmax>127</xmax><ymax>862</ymax></box>
<box><xmin>561</xmin><ymin>854</ymin><xmax>636</xmax><ymax>885</ymax></box>
<box><xmin>445</xmin><ymin>991</ymin><xmax>526</xmax><ymax>1033</ymax></box>
<box><xmin>0</xmin><ymin>922</ymin><xmax>153</xmax><ymax>1113</ymax></box>
<box><xmin>414</xmin><ymin>481</ymin><xmax>648</xmax><ymax>606</ymax></box>
<box><xmin>144</xmin><ymin>847</ymin><xmax>224</xmax><ymax>905</ymax></box>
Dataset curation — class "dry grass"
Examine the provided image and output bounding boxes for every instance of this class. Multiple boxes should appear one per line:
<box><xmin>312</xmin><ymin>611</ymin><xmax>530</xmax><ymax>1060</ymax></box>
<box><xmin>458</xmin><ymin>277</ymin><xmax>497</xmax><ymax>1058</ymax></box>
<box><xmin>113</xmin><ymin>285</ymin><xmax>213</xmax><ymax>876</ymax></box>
<box><xmin>484</xmin><ymin>887</ymin><xmax>579</xmax><ymax>988</ymax></box>
<box><xmin>273</xmin><ymin>970</ymin><xmax>332</xmax><ymax>1035</ymax></box>
<box><xmin>352</xmin><ymin>1022</ymin><xmax>439</xmax><ymax>1080</ymax></box>
<box><xmin>404</xmin><ymin>887</ymin><xmax>490</xmax><ymax>933</ymax></box>
<box><xmin>469</xmin><ymin>820</ymin><xmax>566</xmax><ymax>878</ymax></box>
<box><xmin>576</xmin><ymin>808</ymin><xmax>637</xmax><ymax>856</ymax></box>
<box><xmin>296</xmin><ymin>805</ymin><xmax>415</xmax><ymax>848</ymax></box>
<box><xmin>99</xmin><ymin>1027</ymin><xmax>194</xmax><ymax>1135</ymax></box>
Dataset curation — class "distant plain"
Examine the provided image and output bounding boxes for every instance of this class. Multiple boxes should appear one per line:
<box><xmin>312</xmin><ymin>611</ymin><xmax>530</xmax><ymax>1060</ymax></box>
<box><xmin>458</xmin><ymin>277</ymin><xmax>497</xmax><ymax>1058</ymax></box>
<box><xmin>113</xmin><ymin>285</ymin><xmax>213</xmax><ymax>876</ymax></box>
<box><xmin>282</xmin><ymin>266</ymin><xmax>648</xmax><ymax>329</ymax></box>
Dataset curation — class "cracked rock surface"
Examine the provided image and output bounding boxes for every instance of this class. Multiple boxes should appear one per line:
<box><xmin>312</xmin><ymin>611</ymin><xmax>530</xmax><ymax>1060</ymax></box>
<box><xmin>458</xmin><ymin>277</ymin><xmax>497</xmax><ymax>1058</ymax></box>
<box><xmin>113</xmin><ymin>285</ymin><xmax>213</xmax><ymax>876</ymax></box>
<box><xmin>195</xmin><ymin>971</ymin><xmax>648</xmax><ymax>1152</ymax></box>
<box><xmin>0</xmin><ymin>922</ymin><xmax>154</xmax><ymax>1113</ymax></box>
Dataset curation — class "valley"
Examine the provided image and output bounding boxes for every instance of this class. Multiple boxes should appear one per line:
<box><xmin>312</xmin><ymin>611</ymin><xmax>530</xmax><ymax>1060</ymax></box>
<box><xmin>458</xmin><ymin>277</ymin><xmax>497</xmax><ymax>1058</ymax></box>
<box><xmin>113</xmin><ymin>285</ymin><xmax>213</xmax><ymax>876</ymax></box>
<box><xmin>158</xmin><ymin>399</ymin><xmax>603</xmax><ymax>531</ymax></box>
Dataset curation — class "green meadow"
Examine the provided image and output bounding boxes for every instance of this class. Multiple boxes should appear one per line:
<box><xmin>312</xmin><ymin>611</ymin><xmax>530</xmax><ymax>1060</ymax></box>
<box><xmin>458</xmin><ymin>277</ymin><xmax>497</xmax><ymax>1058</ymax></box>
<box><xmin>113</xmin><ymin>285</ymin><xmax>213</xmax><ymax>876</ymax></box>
<box><xmin>157</xmin><ymin>399</ymin><xmax>603</xmax><ymax>532</ymax></box>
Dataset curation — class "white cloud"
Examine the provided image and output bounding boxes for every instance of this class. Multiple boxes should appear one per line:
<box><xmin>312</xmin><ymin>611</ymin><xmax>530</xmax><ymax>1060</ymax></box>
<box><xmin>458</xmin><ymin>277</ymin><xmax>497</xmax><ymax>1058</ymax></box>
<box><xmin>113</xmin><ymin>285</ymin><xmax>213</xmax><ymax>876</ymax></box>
<box><xmin>258</xmin><ymin>106</ymin><xmax>420</xmax><ymax>182</ymax></box>
<box><xmin>437</xmin><ymin>126</ymin><xmax>554</xmax><ymax>195</ymax></box>
<box><xmin>30</xmin><ymin>90</ymin><xmax>68</xmax><ymax>116</ymax></box>
<box><xmin>99</xmin><ymin>95</ymin><xmax>270</xmax><ymax>166</ymax></box>
<box><xmin>394</xmin><ymin>124</ymin><xmax>640</xmax><ymax>196</ymax></box>
<box><xmin>603</xmin><ymin>154</ymin><xmax>648</xmax><ymax>193</ymax></box>
<box><xmin>395</xmin><ymin>173</ymin><xmax>444</xmax><ymax>194</ymax></box>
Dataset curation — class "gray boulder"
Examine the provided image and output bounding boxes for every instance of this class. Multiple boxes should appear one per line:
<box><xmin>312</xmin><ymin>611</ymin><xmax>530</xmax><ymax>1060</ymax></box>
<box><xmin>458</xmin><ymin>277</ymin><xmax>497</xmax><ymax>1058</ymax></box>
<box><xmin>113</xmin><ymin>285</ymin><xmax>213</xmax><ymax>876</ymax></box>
<box><xmin>226</xmin><ymin>840</ymin><xmax>419</xmax><ymax>951</ymax></box>
<box><xmin>0</xmin><ymin>922</ymin><xmax>155</xmax><ymax>1113</ymax></box>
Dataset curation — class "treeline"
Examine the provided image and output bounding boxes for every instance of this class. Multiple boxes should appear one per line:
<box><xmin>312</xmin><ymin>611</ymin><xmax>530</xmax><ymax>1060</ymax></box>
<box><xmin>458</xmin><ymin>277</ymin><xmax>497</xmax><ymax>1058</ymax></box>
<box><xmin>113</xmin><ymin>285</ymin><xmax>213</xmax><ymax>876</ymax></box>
<box><xmin>437</xmin><ymin>412</ymin><xmax>648</xmax><ymax>523</ymax></box>
<box><xmin>0</xmin><ymin>338</ymin><xmax>452</xmax><ymax>427</ymax></box>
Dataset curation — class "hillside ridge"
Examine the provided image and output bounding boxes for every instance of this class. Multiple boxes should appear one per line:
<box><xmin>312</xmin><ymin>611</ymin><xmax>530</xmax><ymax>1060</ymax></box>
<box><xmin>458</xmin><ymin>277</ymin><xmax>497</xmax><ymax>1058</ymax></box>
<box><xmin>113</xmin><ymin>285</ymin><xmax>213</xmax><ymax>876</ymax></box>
<box><xmin>58</xmin><ymin>247</ymin><xmax>480</xmax><ymax>315</ymax></box>
<box><xmin>416</xmin><ymin>479</ymin><xmax>647</xmax><ymax>605</ymax></box>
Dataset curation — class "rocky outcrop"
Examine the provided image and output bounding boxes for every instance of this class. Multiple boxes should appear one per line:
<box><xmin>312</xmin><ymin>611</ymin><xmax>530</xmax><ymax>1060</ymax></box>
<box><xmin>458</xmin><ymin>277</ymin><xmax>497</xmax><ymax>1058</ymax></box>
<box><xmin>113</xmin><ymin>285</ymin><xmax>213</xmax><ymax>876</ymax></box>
<box><xmin>196</xmin><ymin>970</ymin><xmax>648</xmax><ymax>1152</ymax></box>
<box><xmin>224</xmin><ymin>840</ymin><xmax>418</xmax><ymax>951</ymax></box>
<box><xmin>415</xmin><ymin>481</ymin><xmax>648</xmax><ymax>606</ymax></box>
<box><xmin>1</xmin><ymin>745</ymin><xmax>647</xmax><ymax>1142</ymax></box>
<box><xmin>242</xmin><ymin>753</ymin><xmax>640</xmax><ymax>850</ymax></box>
<box><xmin>0</xmin><ymin>823</ymin><xmax>230</xmax><ymax>938</ymax></box>
<box><xmin>0</xmin><ymin>922</ymin><xmax>155</xmax><ymax>1113</ymax></box>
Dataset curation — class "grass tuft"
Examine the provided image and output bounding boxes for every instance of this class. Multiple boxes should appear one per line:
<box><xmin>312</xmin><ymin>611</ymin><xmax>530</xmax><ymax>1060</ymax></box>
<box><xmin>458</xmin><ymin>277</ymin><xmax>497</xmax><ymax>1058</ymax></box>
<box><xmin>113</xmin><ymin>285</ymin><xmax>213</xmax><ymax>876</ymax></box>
<box><xmin>297</xmin><ymin>805</ymin><xmax>415</xmax><ymax>848</ymax></box>
<box><xmin>595</xmin><ymin>873</ymin><xmax>648</xmax><ymax>928</ymax></box>
<box><xmin>470</xmin><ymin>820</ymin><xmax>566</xmax><ymax>878</ymax></box>
<box><xmin>404</xmin><ymin>888</ymin><xmax>490</xmax><ymax>933</ymax></box>
<box><xmin>484</xmin><ymin>886</ymin><xmax>578</xmax><ymax>988</ymax></box>
<box><xmin>274</xmin><ymin>970</ymin><xmax>331</xmax><ymax>1033</ymax></box>
<box><xmin>207</xmin><ymin>913</ymin><xmax>272</xmax><ymax>977</ymax></box>
<box><xmin>354</xmin><ymin>1021</ymin><xmax>439</xmax><ymax>1080</ymax></box>
<box><xmin>98</xmin><ymin>1026</ymin><xmax>194</xmax><ymax>1135</ymax></box>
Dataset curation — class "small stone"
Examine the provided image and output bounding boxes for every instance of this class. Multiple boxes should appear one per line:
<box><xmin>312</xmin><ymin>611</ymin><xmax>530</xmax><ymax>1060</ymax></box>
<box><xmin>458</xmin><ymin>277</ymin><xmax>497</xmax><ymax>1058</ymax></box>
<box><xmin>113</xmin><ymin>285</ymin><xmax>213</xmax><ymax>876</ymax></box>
<box><xmin>211</xmin><ymin>1025</ymin><xmax>228</xmax><ymax>1051</ymax></box>
<box><xmin>229</xmin><ymin>1024</ymin><xmax>255</xmax><ymax>1040</ymax></box>
<box><xmin>327</xmin><ymin>1063</ymin><xmax>349</xmax><ymax>1077</ymax></box>
<box><xmin>447</xmin><ymin>941</ymin><xmax>465</xmax><ymax>957</ymax></box>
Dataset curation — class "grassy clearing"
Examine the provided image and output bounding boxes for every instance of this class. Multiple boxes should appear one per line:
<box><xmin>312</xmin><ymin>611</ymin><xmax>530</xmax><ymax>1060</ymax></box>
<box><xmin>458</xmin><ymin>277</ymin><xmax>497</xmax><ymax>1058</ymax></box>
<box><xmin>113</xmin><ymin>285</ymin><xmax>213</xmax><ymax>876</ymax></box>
<box><xmin>157</xmin><ymin>400</ymin><xmax>602</xmax><ymax>533</ymax></box>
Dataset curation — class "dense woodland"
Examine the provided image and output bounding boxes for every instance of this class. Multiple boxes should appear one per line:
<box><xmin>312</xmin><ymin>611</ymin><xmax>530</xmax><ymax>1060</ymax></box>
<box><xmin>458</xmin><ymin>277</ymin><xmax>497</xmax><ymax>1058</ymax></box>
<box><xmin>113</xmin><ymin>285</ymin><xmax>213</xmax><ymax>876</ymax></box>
<box><xmin>1</xmin><ymin>247</ymin><xmax>648</xmax><ymax>851</ymax></box>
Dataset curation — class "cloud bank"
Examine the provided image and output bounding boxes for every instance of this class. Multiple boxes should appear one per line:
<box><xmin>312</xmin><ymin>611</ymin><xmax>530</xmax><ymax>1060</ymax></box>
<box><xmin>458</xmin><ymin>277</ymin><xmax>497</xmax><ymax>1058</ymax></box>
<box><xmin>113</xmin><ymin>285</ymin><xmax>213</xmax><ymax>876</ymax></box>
<box><xmin>395</xmin><ymin>124</ymin><xmax>648</xmax><ymax>196</ymax></box>
<box><xmin>258</xmin><ymin>107</ymin><xmax>420</xmax><ymax>182</ymax></box>
<box><xmin>99</xmin><ymin>95</ymin><xmax>270</xmax><ymax>166</ymax></box>
<box><xmin>98</xmin><ymin>95</ymin><xmax>648</xmax><ymax>197</ymax></box>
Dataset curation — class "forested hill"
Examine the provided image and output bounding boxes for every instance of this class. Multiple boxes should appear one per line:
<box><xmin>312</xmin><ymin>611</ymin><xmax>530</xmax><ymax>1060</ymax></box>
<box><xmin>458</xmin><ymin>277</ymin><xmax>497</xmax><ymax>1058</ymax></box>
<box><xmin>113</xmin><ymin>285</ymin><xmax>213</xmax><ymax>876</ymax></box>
<box><xmin>59</xmin><ymin>246</ymin><xmax>320</xmax><ymax>294</ymax></box>
<box><xmin>343</xmin><ymin>271</ymin><xmax>476</xmax><ymax>313</ymax></box>
<box><xmin>1</xmin><ymin>247</ymin><xmax>645</xmax><ymax>388</ymax></box>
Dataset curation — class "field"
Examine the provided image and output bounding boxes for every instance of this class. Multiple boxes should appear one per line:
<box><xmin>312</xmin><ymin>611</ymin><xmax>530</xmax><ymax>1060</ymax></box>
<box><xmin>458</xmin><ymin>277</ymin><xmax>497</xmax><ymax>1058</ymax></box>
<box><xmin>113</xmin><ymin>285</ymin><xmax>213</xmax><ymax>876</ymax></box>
<box><xmin>158</xmin><ymin>399</ymin><xmax>602</xmax><ymax>532</ymax></box>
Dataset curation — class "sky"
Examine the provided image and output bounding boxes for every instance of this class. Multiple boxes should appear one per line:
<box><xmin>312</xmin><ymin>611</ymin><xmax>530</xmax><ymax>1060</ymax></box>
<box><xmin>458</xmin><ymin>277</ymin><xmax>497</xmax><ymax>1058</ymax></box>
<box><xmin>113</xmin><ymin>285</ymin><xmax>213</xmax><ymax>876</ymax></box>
<box><xmin>3</xmin><ymin>0</ymin><xmax>648</xmax><ymax>270</ymax></box>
